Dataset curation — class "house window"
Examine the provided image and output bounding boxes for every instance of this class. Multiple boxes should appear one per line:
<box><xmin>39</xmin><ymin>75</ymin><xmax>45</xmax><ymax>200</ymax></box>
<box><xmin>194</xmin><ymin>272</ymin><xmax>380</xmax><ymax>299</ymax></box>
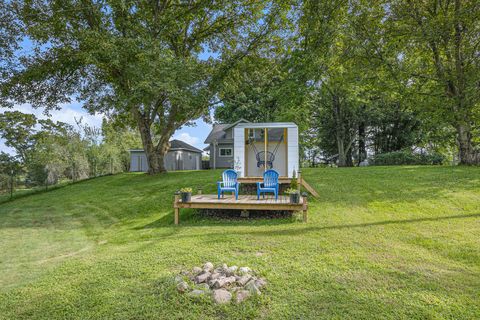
<box><xmin>219</xmin><ymin>148</ymin><xmax>232</xmax><ymax>157</ymax></box>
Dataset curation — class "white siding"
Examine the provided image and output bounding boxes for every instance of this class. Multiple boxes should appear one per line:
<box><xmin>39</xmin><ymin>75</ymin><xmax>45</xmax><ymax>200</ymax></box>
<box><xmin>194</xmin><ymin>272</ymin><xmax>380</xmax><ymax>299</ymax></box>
<box><xmin>233</xmin><ymin>127</ymin><xmax>245</xmax><ymax>177</ymax></box>
<box><xmin>287</xmin><ymin>127</ymin><xmax>299</xmax><ymax>178</ymax></box>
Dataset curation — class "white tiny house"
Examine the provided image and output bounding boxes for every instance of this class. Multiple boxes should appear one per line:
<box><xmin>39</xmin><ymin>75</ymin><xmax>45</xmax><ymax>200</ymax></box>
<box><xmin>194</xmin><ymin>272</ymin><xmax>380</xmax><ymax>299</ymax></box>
<box><xmin>233</xmin><ymin>122</ymin><xmax>299</xmax><ymax>178</ymax></box>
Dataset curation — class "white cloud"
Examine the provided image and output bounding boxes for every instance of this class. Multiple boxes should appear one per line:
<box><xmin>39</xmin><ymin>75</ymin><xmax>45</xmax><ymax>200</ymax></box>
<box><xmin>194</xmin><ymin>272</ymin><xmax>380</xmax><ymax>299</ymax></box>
<box><xmin>13</xmin><ymin>103</ymin><xmax>104</xmax><ymax>129</ymax></box>
<box><xmin>173</xmin><ymin>132</ymin><xmax>200</xmax><ymax>147</ymax></box>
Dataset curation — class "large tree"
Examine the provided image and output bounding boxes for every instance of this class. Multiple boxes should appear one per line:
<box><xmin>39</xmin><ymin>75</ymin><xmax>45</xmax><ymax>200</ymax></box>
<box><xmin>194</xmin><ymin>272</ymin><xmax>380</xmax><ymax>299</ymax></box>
<box><xmin>1</xmin><ymin>0</ymin><xmax>283</xmax><ymax>174</ymax></box>
<box><xmin>388</xmin><ymin>0</ymin><xmax>480</xmax><ymax>164</ymax></box>
<box><xmin>0</xmin><ymin>111</ymin><xmax>37</xmax><ymax>163</ymax></box>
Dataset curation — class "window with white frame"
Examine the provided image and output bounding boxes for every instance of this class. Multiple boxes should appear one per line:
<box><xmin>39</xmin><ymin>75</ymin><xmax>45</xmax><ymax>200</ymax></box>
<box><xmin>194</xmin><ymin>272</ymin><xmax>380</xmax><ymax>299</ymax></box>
<box><xmin>219</xmin><ymin>148</ymin><xmax>232</xmax><ymax>157</ymax></box>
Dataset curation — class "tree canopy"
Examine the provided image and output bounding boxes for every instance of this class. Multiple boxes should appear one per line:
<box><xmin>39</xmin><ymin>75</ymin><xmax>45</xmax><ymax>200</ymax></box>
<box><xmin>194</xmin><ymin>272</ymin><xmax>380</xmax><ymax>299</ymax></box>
<box><xmin>1</xmin><ymin>0</ymin><xmax>479</xmax><ymax>169</ymax></box>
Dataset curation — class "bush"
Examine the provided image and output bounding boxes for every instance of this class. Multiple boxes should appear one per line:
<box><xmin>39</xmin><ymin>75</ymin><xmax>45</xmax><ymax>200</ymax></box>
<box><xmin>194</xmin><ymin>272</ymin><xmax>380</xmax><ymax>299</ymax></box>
<box><xmin>370</xmin><ymin>151</ymin><xmax>445</xmax><ymax>166</ymax></box>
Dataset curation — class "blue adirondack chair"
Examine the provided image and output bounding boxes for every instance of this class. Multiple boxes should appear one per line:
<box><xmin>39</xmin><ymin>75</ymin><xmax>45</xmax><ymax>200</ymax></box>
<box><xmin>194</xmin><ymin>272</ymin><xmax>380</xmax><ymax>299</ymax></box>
<box><xmin>257</xmin><ymin>169</ymin><xmax>279</xmax><ymax>200</ymax></box>
<box><xmin>217</xmin><ymin>169</ymin><xmax>240</xmax><ymax>200</ymax></box>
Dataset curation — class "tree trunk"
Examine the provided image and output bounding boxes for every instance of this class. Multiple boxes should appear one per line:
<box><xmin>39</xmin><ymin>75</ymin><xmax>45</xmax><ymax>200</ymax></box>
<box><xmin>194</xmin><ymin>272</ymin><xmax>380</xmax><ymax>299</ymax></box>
<box><xmin>337</xmin><ymin>138</ymin><xmax>347</xmax><ymax>167</ymax></box>
<box><xmin>346</xmin><ymin>148</ymin><xmax>354</xmax><ymax>167</ymax></box>
<box><xmin>332</xmin><ymin>92</ymin><xmax>351</xmax><ymax>167</ymax></box>
<box><xmin>135</xmin><ymin>111</ymin><xmax>167</xmax><ymax>174</ymax></box>
<box><xmin>456</xmin><ymin>123</ymin><xmax>475</xmax><ymax>165</ymax></box>
<box><xmin>358</xmin><ymin>121</ymin><xmax>366</xmax><ymax>165</ymax></box>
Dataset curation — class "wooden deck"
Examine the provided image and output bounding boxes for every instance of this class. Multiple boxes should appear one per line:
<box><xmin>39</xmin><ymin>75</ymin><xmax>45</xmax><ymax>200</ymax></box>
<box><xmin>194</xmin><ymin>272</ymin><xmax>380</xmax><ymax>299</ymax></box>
<box><xmin>173</xmin><ymin>194</ymin><xmax>308</xmax><ymax>224</ymax></box>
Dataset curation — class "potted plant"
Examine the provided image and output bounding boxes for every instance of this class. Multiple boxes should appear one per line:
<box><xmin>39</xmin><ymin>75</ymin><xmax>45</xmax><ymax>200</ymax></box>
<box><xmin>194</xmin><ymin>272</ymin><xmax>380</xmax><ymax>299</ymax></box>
<box><xmin>285</xmin><ymin>188</ymin><xmax>300</xmax><ymax>204</ymax></box>
<box><xmin>179</xmin><ymin>187</ymin><xmax>192</xmax><ymax>202</ymax></box>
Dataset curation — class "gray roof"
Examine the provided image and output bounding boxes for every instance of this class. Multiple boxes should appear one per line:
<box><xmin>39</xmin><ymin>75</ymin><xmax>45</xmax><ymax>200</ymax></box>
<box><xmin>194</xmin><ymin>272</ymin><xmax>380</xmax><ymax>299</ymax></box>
<box><xmin>169</xmin><ymin>139</ymin><xmax>203</xmax><ymax>153</ymax></box>
<box><xmin>204</xmin><ymin>119</ymin><xmax>250</xmax><ymax>144</ymax></box>
<box><xmin>204</xmin><ymin>123</ymin><xmax>229</xmax><ymax>144</ymax></box>
<box><xmin>129</xmin><ymin>139</ymin><xmax>202</xmax><ymax>154</ymax></box>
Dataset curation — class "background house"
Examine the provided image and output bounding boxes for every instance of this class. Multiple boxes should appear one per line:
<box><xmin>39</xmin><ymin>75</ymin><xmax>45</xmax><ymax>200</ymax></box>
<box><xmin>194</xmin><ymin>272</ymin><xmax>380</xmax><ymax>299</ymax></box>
<box><xmin>204</xmin><ymin>119</ymin><xmax>250</xmax><ymax>169</ymax></box>
<box><xmin>129</xmin><ymin>140</ymin><xmax>202</xmax><ymax>172</ymax></box>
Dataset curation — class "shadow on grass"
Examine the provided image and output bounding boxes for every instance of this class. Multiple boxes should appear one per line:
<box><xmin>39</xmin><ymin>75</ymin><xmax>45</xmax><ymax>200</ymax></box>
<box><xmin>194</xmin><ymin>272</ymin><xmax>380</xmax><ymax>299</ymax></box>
<box><xmin>147</xmin><ymin>212</ymin><xmax>480</xmax><ymax>240</ymax></box>
<box><xmin>134</xmin><ymin>208</ymin><xmax>299</xmax><ymax>229</ymax></box>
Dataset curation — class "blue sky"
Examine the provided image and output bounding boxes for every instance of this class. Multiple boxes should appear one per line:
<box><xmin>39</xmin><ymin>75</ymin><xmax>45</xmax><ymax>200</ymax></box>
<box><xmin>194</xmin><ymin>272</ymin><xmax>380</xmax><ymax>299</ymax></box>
<box><xmin>0</xmin><ymin>39</ymin><xmax>215</xmax><ymax>154</ymax></box>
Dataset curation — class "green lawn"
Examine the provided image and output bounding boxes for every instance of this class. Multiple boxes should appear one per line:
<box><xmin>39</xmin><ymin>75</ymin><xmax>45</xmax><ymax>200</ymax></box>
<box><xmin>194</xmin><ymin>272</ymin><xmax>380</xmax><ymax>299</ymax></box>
<box><xmin>0</xmin><ymin>166</ymin><xmax>479</xmax><ymax>319</ymax></box>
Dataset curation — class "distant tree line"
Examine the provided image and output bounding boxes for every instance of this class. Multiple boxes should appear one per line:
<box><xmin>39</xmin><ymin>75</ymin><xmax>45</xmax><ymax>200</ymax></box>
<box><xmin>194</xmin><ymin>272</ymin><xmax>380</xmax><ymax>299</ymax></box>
<box><xmin>0</xmin><ymin>0</ymin><xmax>478</xmax><ymax>170</ymax></box>
<box><xmin>0</xmin><ymin>111</ymin><xmax>141</xmax><ymax>194</ymax></box>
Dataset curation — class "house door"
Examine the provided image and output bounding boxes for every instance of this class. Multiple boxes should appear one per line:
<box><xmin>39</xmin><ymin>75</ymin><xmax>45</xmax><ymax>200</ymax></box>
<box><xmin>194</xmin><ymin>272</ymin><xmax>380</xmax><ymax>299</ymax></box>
<box><xmin>137</xmin><ymin>156</ymin><xmax>143</xmax><ymax>171</ymax></box>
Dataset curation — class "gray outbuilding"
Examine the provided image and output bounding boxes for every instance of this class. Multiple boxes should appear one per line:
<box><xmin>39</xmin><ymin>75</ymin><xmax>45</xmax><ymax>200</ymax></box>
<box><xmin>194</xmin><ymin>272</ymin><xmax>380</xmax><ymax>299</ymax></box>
<box><xmin>129</xmin><ymin>140</ymin><xmax>202</xmax><ymax>172</ymax></box>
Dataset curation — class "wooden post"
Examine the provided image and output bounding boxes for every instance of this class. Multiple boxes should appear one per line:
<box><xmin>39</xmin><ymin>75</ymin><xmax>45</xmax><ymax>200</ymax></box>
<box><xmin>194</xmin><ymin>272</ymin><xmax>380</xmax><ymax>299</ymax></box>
<box><xmin>264</xmin><ymin>128</ymin><xmax>268</xmax><ymax>172</ymax></box>
<box><xmin>302</xmin><ymin>192</ymin><xmax>308</xmax><ymax>222</ymax></box>
<box><xmin>174</xmin><ymin>192</ymin><xmax>180</xmax><ymax>225</ymax></box>
<box><xmin>284</xmin><ymin>128</ymin><xmax>288</xmax><ymax>176</ymax></box>
<box><xmin>297</xmin><ymin>170</ymin><xmax>302</xmax><ymax>192</ymax></box>
<box><xmin>245</xmin><ymin>128</ymin><xmax>249</xmax><ymax>177</ymax></box>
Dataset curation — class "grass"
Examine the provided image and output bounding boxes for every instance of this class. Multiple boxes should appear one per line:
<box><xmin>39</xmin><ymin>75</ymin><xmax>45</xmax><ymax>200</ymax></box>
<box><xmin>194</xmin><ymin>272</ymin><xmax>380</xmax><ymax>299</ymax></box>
<box><xmin>0</xmin><ymin>166</ymin><xmax>479</xmax><ymax>319</ymax></box>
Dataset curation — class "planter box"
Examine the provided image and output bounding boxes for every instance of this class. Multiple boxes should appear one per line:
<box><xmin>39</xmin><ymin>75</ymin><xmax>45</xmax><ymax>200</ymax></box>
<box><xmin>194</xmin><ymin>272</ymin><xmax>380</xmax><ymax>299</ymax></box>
<box><xmin>289</xmin><ymin>192</ymin><xmax>300</xmax><ymax>204</ymax></box>
<box><xmin>181</xmin><ymin>192</ymin><xmax>192</xmax><ymax>203</ymax></box>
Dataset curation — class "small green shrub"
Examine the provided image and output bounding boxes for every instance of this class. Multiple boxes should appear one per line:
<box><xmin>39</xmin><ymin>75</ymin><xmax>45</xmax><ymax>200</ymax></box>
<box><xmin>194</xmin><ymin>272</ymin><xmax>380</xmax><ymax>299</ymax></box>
<box><xmin>290</xmin><ymin>170</ymin><xmax>298</xmax><ymax>190</ymax></box>
<box><xmin>370</xmin><ymin>151</ymin><xmax>445</xmax><ymax>166</ymax></box>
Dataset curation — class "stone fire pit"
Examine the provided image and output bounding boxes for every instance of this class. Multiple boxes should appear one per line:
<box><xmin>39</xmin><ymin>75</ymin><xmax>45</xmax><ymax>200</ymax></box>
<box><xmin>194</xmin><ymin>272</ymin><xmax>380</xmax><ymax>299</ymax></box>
<box><xmin>175</xmin><ymin>262</ymin><xmax>267</xmax><ymax>304</ymax></box>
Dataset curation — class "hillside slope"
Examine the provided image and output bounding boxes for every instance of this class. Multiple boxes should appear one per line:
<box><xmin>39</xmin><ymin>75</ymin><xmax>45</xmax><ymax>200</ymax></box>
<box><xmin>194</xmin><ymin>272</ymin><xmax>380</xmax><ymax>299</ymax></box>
<box><xmin>0</xmin><ymin>167</ymin><xmax>479</xmax><ymax>319</ymax></box>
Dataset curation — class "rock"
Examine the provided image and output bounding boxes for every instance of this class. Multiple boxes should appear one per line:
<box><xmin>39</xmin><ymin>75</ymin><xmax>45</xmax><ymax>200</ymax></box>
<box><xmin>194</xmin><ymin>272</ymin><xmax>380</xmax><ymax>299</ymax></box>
<box><xmin>237</xmin><ymin>275</ymin><xmax>252</xmax><ymax>286</ymax></box>
<box><xmin>187</xmin><ymin>289</ymin><xmax>206</xmax><ymax>298</ymax></box>
<box><xmin>255</xmin><ymin>278</ymin><xmax>267</xmax><ymax>289</ymax></box>
<box><xmin>203</xmin><ymin>262</ymin><xmax>214</xmax><ymax>272</ymax></box>
<box><xmin>212</xmin><ymin>289</ymin><xmax>232</xmax><ymax>304</ymax></box>
<box><xmin>221</xmin><ymin>263</ymin><xmax>228</xmax><ymax>271</ymax></box>
<box><xmin>236</xmin><ymin>290</ymin><xmax>251</xmax><ymax>303</ymax></box>
<box><xmin>210</xmin><ymin>272</ymin><xmax>221</xmax><ymax>280</ymax></box>
<box><xmin>197</xmin><ymin>283</ymin><xmax>210</xmax><ymax>291</ymax></box>
<box><xmin>195</xmin><ymin>271</ymin><xmax>211</xmax><ymax>284</ymax></box>
<box><xmin>224</xmin><ymin>266</ymin><xmax>238</xmax><ymax>276</ymax></box>
<box><xmin>174</xmin><ymin>275</ymin><xmax>184</xmax><ymax>283</ymax></box>
<box><xmin>244</xmin><ymin>280</ymin><xmax>261</xmax><ymax>295</ymax></box>
<box><xmin>192</xmin><ymin>266</ymin><xmax>203</xmax><ymax>275</ymax></box>
<box><xmin>240</xmin><ymin>210</ymin><xmax>250</xmax><ymax>218</ymax></box>
<box><xmin>239</xmin><ymin>267</ymin><xmax>251</xmax><ymax>274</ymax></box>
<box><xmin>208</xmin><ymin>279</ymin><xmax>217</xmax><ymax>288</ymax></box>
<box><xmin>213</xmin><ymin>276</ymin><xmax>236</xmax><ymax>289</ymax></box>
<box><xmin>177</xmin><ymin>281</ymin><xmax>189</xmax><ymax>293</ymax></box>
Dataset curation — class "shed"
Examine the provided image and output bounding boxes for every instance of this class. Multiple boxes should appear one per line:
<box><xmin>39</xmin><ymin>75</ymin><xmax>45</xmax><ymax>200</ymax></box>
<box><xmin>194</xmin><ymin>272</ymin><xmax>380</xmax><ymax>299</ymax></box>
<box><xmin>233</xmin><ymin>122</ymin><xmax>299</xmax><ymax>178</ymax></box>
<box><xmin>129</xmin><ymin>139</ymin><xmax>202</xmax><ymax>172</ymax></box>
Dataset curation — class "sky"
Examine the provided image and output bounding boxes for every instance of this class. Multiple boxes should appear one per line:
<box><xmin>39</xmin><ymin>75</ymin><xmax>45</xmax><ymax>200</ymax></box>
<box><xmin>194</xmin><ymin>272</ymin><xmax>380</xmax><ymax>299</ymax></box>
<box><xmin>0</xmin><ymin>38</ymin><xmax>215</xmax><ymax>155</ymax></box>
